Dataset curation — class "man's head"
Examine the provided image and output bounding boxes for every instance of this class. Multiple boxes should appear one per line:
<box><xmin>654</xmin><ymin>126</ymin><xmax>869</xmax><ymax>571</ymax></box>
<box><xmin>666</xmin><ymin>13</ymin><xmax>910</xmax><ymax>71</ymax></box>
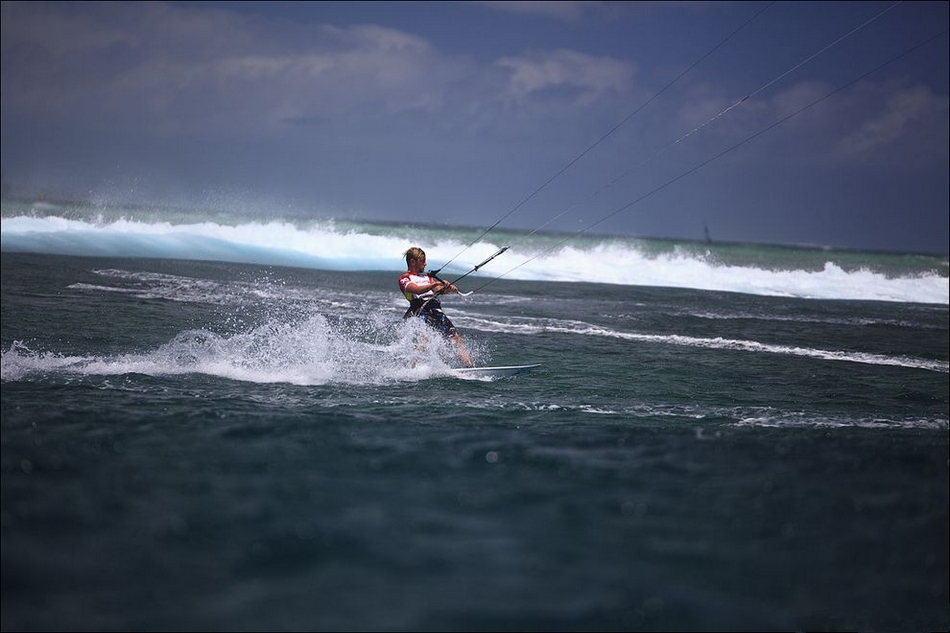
<box><xmin>405</xmin><ymin>247</ymin><xmax>426</xmax><ymax>269</ymax></box>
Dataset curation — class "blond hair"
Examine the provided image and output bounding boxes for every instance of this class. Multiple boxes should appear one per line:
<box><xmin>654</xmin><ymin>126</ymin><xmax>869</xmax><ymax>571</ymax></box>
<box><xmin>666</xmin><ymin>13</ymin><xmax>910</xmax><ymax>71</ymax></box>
<box><xmin>404</xmin><ymin>247</ymin><xmax>426</xmax><ymax>267</ymax></box>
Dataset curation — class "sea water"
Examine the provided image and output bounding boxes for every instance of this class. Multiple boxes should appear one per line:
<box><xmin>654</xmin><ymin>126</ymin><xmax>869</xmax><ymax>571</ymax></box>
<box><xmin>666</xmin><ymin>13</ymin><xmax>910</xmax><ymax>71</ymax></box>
<box><xmin>2</xmin><ymin>199</ymin><xmax>948</xmax><ymax>631</ymax></box>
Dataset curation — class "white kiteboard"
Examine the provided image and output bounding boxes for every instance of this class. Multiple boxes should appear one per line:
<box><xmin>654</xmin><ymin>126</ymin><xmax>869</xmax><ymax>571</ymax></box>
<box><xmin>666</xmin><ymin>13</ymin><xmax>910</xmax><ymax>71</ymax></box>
<box><xmin>448</xmin><ymin>364</ymin><xmax>540</xmax><ymax>379</ymax></box>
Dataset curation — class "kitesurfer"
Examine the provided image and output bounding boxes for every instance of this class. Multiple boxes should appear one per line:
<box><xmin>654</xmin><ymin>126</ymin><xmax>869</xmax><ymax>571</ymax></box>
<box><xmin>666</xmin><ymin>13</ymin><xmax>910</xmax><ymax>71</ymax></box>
<box><xmin>399</xmin><ymin>247</ymin><xmax>473</xmax><ymax>367</ymax></box>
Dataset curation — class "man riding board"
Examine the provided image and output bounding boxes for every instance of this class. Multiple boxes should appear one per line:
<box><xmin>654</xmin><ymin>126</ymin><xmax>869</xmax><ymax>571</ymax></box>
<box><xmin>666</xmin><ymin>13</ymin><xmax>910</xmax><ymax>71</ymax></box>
<box><xmin>398</xmin><ymin>247</ymin><xmax>473</xmax><ymax>368</ymax></box>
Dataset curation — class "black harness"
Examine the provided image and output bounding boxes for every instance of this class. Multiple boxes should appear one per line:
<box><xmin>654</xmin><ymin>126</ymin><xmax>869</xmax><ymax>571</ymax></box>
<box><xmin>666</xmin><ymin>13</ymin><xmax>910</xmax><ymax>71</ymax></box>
<box><xmin>403</xmin><ymin>297</ymin><xmax>441</xmax><ymax>319</ymax></box>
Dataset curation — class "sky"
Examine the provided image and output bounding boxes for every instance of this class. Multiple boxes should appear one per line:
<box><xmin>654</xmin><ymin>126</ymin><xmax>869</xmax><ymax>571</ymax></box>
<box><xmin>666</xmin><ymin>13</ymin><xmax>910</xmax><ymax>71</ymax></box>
<box><xmin>2</xmin><ymin>1</ymin><xmax>948</xmax><ymax>255</ymax></box>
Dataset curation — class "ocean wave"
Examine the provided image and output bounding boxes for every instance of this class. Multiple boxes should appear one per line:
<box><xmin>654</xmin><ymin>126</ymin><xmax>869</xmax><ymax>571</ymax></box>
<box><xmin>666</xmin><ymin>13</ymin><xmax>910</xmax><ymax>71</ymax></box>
<box><xmin>2</xmin><ymin>209</ymin><xmax>947</xmax><ymax>304</ymax></box>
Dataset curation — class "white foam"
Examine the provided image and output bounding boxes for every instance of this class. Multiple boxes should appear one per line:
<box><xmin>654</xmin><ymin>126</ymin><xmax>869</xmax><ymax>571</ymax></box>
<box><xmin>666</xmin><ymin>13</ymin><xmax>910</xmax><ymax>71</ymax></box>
<box><xmin>2</xmin><ymin>214</ymin><xmax>947</xmax><ymax>304</ymax></box>
<box><xmin>0</xmin><ymin>316</ymin><xmax>469</xmax><ymax>386</ymax></box>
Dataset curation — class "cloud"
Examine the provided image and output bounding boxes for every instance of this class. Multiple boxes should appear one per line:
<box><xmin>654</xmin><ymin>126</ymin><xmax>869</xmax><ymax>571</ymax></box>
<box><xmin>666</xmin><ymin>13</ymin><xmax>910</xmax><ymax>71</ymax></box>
<box><xmin>833</xmin><ymin>84</ymin><xmax>949</xmax><ymax>167</ymax></box>
<box><xmin>495</xmin><ymin>49</ymin><xmax>636</xmax><ymax>108</ymax></box>
<box><xmin>661</xmin><ymin>73</ymin><xmax>949</xmax><ymax>178</ymax></box>
<box><xmin>470</xmin><ymin>1</ymin><xmax>598</xmax><ymax>22</ymax></box>
<box><xmin>1</xmin><ymin>3</ymin><xmax>463</xmax><ymax>136</ymax></box>
<box><xmin>2</xmin><ymin>1</ymin><xmax>640</xmax><ymax>143</ymax></box>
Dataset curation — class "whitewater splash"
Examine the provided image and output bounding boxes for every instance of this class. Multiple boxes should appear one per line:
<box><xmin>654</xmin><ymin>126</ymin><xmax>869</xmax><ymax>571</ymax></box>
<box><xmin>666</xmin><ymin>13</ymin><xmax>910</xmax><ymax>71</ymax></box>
<box><xmin>0</xmin><ymin>315</ymin><xmax>471</xmax><ymax>386</ymax></box>
<box><xmin>2</xmin><ymin>202</ymin><xmax>947</xmax><ymax>304</ymax></box>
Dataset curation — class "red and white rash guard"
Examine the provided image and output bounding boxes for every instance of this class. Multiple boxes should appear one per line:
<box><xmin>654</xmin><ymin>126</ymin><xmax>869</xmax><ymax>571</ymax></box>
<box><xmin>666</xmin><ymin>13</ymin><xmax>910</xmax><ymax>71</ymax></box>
<box><xmin>398</xmin><ymin>271</ymin><xmax>439</xmax><ymax>303</ymax></box>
